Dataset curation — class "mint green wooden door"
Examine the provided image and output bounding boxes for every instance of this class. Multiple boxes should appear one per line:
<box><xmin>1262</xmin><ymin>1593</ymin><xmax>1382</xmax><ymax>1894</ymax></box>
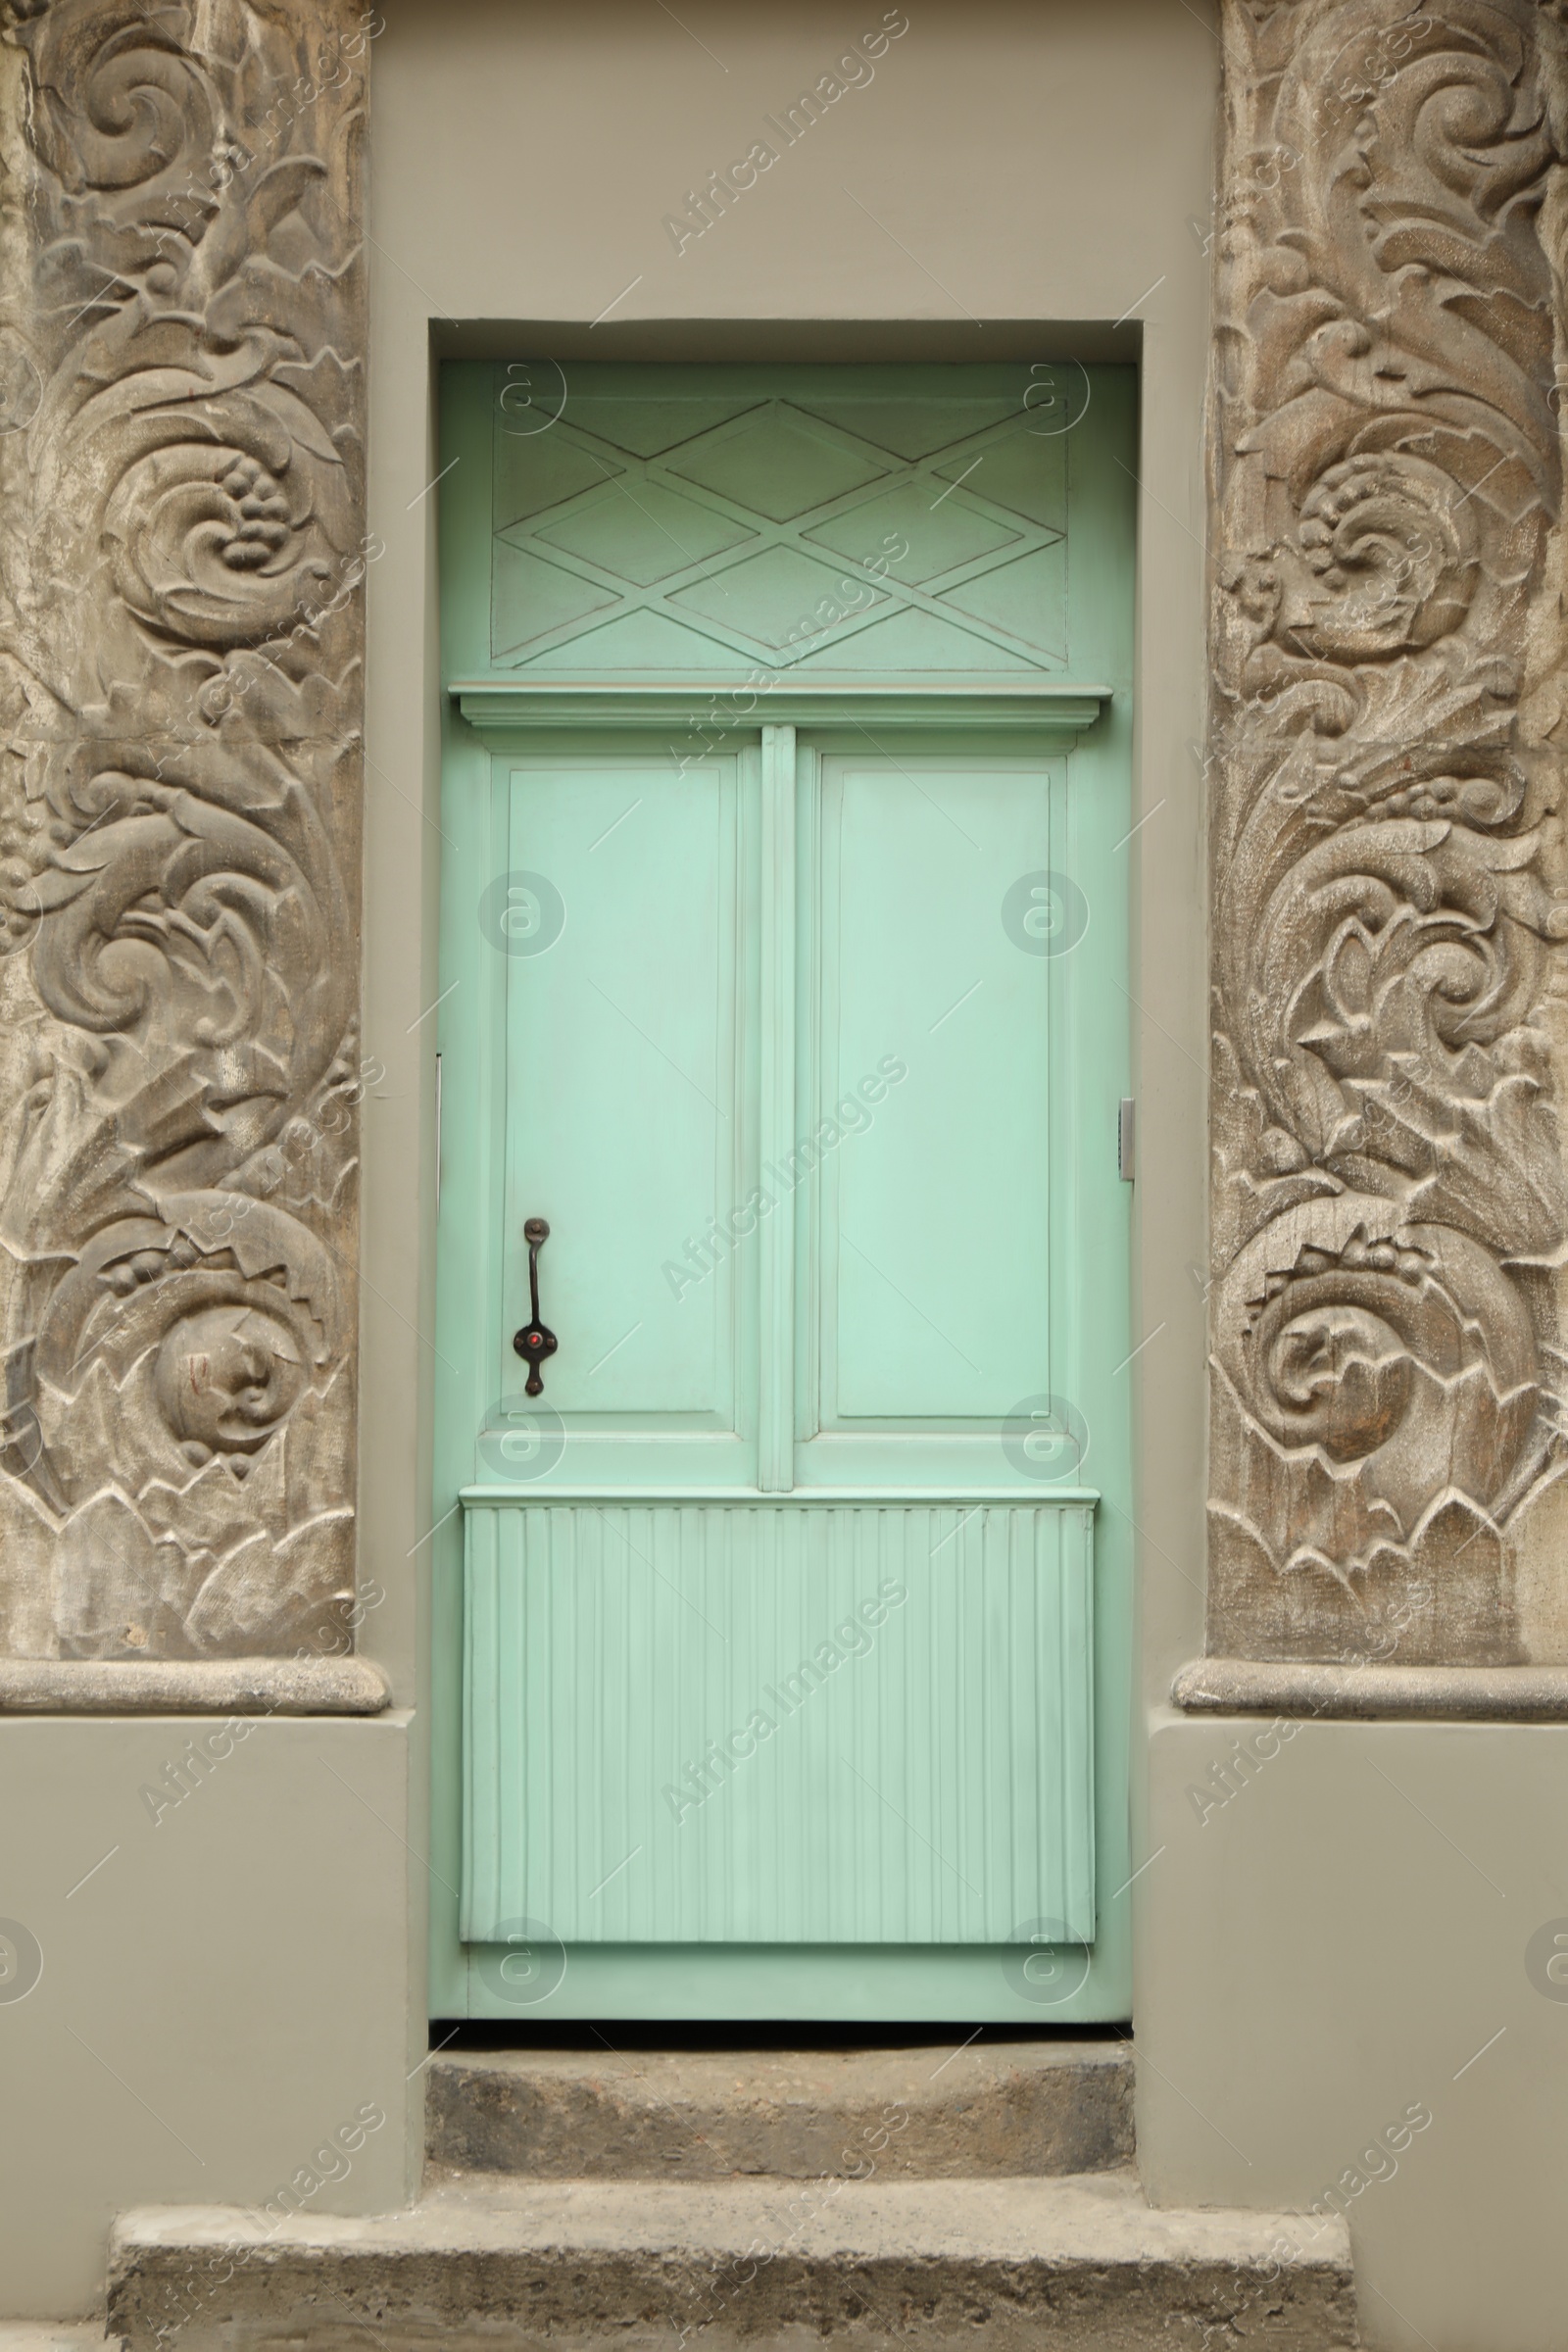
<box><xmin>433</xmin><ymin>366</ymin><xmax>1136</xmax><ymax>2020</ymax></box>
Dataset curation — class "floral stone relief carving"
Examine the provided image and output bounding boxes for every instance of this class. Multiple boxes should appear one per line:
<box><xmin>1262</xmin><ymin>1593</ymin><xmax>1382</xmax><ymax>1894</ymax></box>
<box><xmin>1207</xmin><ymin>0</ymin><xmax>1568</xmax><ymax>1666</ymax></box>
<box><xmin>0</xmin><ymin>0</ymin><xmax>368</xmax><ymax>1662</ymax></box>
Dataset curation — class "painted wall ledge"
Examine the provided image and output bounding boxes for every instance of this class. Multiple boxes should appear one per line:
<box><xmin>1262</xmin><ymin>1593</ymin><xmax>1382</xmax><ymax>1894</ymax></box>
<box><xmin>1172</xmin><ymin>1658</ymin><xmax>1568</xmax><ymax>1724</ymax></box>
<box><xmin>0</xmin><ymin>1657</ymin><xmax>390</xmax><ymax>1716</ymax></box>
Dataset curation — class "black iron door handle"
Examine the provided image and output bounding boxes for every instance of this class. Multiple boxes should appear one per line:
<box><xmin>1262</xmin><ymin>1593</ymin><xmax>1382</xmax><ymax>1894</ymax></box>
<box><xmin>513</xmin><ymin>1216</ymin><xmax>558</xmax><ymax>1396</ymax></box>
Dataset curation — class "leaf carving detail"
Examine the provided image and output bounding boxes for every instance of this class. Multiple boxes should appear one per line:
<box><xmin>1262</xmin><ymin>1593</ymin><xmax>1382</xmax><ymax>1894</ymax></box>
<box><xmin>0</xmin><ymin>0</ymin><xmax>367</xmax><ymax>1662</ymax></box>
<box><xmin>1207</xmin><ymin>0</ymin><xmax>1568</xmax><ymax>1664</ymax></box>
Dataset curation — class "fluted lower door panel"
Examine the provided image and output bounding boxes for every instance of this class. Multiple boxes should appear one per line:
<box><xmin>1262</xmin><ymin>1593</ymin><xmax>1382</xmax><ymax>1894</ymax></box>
<box><xmin>462</xmin><ymin>1497</ymin><xmax>1095</xmax><ymax>1945</ymax></box>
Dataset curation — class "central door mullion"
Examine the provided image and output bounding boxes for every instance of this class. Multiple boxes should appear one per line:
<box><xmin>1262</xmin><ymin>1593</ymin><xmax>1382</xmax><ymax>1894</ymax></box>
<box><xmin>758</xmin><ymin>722</ymin><xmax>797</xmax><ymax>1491</ymax></box>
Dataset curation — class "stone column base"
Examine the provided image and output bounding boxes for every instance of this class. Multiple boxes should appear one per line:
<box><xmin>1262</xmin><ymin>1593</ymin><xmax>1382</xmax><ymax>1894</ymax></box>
<box><xmin>0</xmin><ymin>1657</ymin><xmax>389</xmax><ymax>1715</ymax></box>
<box><xmin>1172</xmin><ymin>1657</ymin><xmax>1568</xmax><ymax>1722</ymax></box>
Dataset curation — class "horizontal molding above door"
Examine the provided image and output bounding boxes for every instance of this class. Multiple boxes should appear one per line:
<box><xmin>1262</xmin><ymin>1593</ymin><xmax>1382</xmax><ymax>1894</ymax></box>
<box><xmin>451</xmin><ymin>681</ymin><xmax>1112</xmax><ymax>731</ymax></box>
<box><xmin>462</xmin><ymin>1486</ymin><xmax>1102</xmax><ymax>1504</ymax></box>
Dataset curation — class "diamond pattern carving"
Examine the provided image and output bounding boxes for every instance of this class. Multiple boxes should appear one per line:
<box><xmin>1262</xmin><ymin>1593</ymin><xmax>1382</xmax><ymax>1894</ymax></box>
<box><xmin>493</xmin><ymin>544</ymin><xmax>618</xmax><ymax>659</ymax></box>
<box><xmin>938</xmin><ymin>546</ymin><xmax>1068</xmax><ymax>661</ymax></box>
<box><xmin>534</xmin><ymin>481</ymin><xmax>756</xmax><ymax>589</ymax></box>
<box><xmin>668</xmin><ymin>546</ymin><xmax>891</xmax><ymax>653</ymax></box>
<box><xmin>495</xmin><ymin>438</ymin><xmax>624</xmax><ymax>532</ymax></box>
<box><xmin>803</xmin><ymin>485</ymin><xmax>1024</xmax><ymax>586</ymax></box>
<box><xmin>487</xmin><ymin>371</ymin><xmax>1084</xmax><ymax>684</ymax></box>
<box><xmin>932</xmin><ymin>436</ymin><xmax>1067</xmax><ymax>532</ymax></box>
<box><xmin>566</xmin><ymin>396</ymin><xmax>765</xmax><ymax>460</ymax></box>
<box><xmin>791</xmin><ymin>396</ymin><xmax>1024</xmax><ymax>461</ymax></box>
<box><xmin>665</xmin><ymin>413</ymin><xmax>889</xmax><ymax>521</ymax></box>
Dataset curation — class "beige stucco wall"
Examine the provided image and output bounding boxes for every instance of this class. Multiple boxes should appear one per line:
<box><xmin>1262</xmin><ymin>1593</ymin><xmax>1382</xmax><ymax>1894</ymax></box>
<box><xmin>34</xmin><ymin>7</ymin><xmax>1567</xmax><ymax>2343</ymax></box>
<box><xmin>0</xmin><ymin>1718</ymin><xmax>416</xmax><ymax>2316</ymax></box>
<box><xmin>1140</xmin><ymin>1713</ymin><xmax>1568</xmax><ymax>2350</ymax></box>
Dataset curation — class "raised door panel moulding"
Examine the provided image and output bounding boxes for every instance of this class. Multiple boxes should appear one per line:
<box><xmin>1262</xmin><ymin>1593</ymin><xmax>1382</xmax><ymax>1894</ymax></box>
<box><xmin>1186</xmin><ymin>0</ymin><xmax>1568</xmax><ymax>1711</ymax></box>
<box><xmin>0</xmin><ymin>0</ymin><xmax>383</xmax><ymax>1707</ymax></box>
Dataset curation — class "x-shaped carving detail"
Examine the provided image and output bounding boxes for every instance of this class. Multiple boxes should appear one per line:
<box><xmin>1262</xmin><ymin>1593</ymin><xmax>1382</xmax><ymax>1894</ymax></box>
<box><xmin>491</xmin><ymin>398</ymin><xmax>1068</xmax><ymax>673</ymax></box>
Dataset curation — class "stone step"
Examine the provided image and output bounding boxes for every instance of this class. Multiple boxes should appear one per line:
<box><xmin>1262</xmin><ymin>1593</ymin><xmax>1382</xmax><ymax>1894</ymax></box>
<box><xmin>108</xmin><ymin>2173</ymin><xmax>1355</xmax><ymax>2352</ymax></box>
<box><xmin>426</xmin><ymin>2037</ymin><xmax>1133</xmax><ymax>2179</ymax></box>
<box><xmin>0</xmin><ymin>2331</ymin><xmax>110</xmax><ymax>2350</ymax></box>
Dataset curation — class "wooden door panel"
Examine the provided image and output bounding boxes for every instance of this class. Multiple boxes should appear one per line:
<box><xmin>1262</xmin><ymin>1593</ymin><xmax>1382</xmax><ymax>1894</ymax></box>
<box><xmin>816</xmin><ymin>756</ymin><xmax>1057</xmax><ymax>1429</ymax></box>
<box><xmin>464</xmin><ymin>1495</ymin><xmax>1094</xmax><ymax>1946</ymax></box>
<box><xmin>498</xmin><ymin>749</ymin><xmax>759</xmax><ymax>1479</ymax></box>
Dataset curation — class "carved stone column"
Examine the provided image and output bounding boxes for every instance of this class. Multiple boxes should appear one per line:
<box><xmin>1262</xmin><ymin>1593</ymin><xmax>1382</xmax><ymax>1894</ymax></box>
<box><xmin>1179</xmin><ymin>0</ymin><xmax>1568</xmax><ymax>1718</ymax></box>
<box><xmin>0</xmin><ymin>0</ymin><xmax>382</xmax><ymax>1708</ymax></box>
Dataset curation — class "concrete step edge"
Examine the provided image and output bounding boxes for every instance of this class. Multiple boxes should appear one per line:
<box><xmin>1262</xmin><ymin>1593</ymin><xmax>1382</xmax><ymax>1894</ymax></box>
<box><xmin>0</xmin><ymin>2331</ymin><xmax>110</xmax><ymax>2350</ymax></box>
<box><xmin>108</xmin><ymin>2178</ymin><xmax>1356</xmax><ymax>2352</ymax></box>
<box><xmin>425</xmin><ymin>2039</ymin><xmax>1135</xmax><ymax>2179</ymax></box>
<box><xmin>110</xmin><ymin>2168</ymin><xmax>1349</xmax><ymax>2268</ymax></box>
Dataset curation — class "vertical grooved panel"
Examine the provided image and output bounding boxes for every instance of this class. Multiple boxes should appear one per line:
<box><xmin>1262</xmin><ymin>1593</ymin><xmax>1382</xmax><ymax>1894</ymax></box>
<box><xmin>463</xmin><ymin>1498</ymin><xmax>1094</xmax><ymax>1945</ymax></box>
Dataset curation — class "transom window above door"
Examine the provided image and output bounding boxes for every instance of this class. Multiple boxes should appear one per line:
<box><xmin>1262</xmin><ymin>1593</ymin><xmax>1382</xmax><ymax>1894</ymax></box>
<box><xmin>462</xmin><ymin>363</ymin><xmax>1094</xmax><ymax>685</ymax></box>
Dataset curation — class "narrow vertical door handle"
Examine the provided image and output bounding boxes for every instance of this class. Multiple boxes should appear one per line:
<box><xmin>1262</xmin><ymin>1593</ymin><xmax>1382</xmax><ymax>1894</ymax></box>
<box><xmin>513</xmin><ymin>1216</ymin><xmax>558</xmax><ymax>1396</ymax></box>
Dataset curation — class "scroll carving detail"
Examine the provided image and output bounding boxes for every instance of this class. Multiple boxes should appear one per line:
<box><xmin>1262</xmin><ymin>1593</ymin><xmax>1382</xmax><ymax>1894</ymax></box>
<box><xmin>0</xmin><ymin>0</ymin><xmax>367</xmax><ymax>1661</ymax></box>
<box><xmin>1208</xmin><ymin>0</ymin><xmax>1568</xmax><ymax>1664</ymax></box>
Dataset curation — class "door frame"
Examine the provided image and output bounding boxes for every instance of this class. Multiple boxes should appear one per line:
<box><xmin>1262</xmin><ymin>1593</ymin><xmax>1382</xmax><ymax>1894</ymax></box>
<box><xmin>428</xmin><ymin>360</ymin><xmax>1139</xmax><ymax>2020</ymax></box>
